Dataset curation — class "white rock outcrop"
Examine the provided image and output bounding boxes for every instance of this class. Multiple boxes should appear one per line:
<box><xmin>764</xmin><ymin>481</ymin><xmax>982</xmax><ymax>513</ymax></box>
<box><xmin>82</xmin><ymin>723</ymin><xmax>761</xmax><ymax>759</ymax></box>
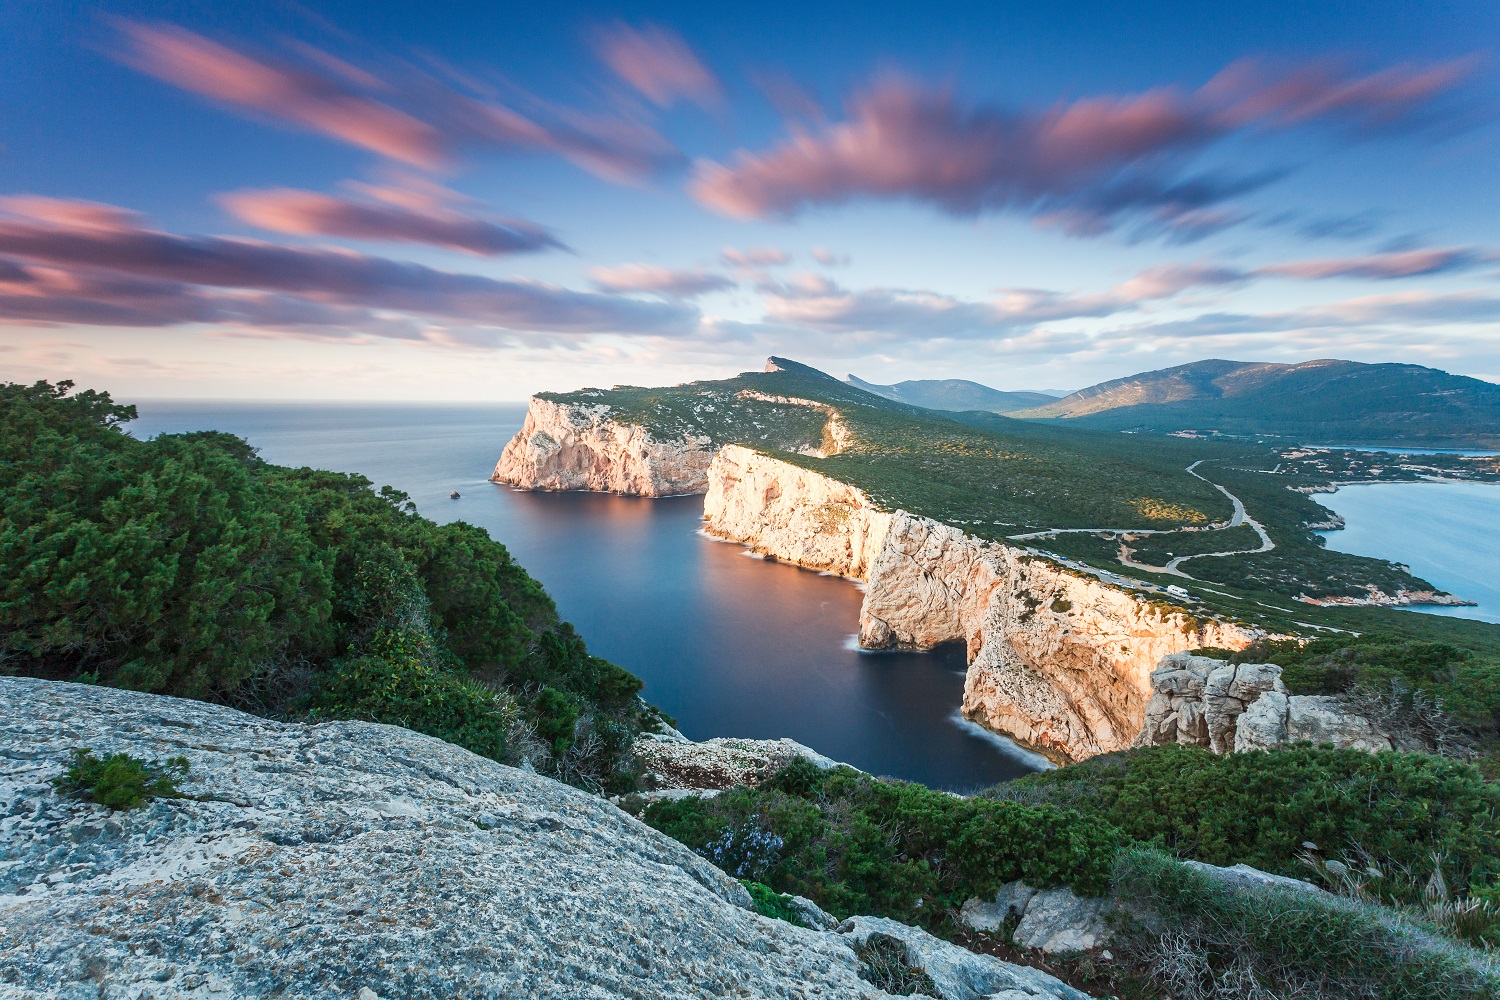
<box><xmin>1137</xmin><ymin>653</ymin><xmax>1391</xmax><ymax>753</ymax></box>
<box><xmin>0</xmin><ymin>677</ymin><xmax>1093</xmax><ymax>1000</ymax></box>
<box><xmin>632</xmin><ymin>729</ymin><xmax>848</xmax><ymax>793</ymax></box>
<box><xmin>493</xmin><ymin>396</ymin><xmax>715</xmax><ymax>495</ymax></box>
<box><xmin>703</xmin><ymin>446</ymin><xmax>1257</xmax><ymax>762</ymax></box>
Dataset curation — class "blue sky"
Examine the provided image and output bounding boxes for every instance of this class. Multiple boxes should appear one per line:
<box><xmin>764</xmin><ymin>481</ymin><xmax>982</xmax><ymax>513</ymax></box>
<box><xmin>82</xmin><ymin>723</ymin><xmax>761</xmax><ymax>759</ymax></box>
<box><xmin>2</xmin><ymin>1</ymin><xmax>1497</xmax><ymax>399</ymax></box>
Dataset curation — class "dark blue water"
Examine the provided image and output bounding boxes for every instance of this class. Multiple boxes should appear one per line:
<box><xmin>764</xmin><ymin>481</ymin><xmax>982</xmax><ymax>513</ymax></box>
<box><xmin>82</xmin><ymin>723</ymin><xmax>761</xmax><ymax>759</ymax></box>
<box><xmin>128</xmin><ymin>401</ymin><xmax>1044</xmax><ymax>790</ymax></box>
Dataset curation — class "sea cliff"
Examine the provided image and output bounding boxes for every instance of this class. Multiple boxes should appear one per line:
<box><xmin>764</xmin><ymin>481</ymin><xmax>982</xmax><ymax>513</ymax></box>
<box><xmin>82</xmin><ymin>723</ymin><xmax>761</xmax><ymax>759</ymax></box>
<box><xmin>492</xmin><ymin>396</ymin><xmax>715</xmax><ymax>496</ymax></box>
<box><xmin>703</xmin><ymin>445</ymin><xmax>1257</xmax><ymax>762</ymax></box>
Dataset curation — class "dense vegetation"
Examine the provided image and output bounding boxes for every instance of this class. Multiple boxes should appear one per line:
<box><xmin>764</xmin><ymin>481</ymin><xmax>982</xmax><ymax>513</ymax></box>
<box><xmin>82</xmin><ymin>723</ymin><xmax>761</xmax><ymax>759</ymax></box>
<box><xmin>1013</xmin><ymin>358</ymin><xmax>1500</xmax><ymax>449</ymax></box>
<box><xmin>639</xmin><ymin>747</ymin><xmax>1500</xmax><ymax>931</ymax></box>
<box><xmin>639</xmin><ymin>747</ymin><xmax>1500</xmax><ymax>995</ymax></box>
<box><xmin>0</xmin><ymin>380</ymin><xmax>650</xmax><ymax>791</ymax></box>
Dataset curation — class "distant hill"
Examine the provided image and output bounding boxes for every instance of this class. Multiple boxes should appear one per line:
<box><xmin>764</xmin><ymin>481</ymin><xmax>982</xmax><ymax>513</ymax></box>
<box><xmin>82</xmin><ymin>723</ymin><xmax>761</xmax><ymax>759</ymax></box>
<box><xmin>1011</xmin><ymin>359</ymin><xmax>1500</xmax><ymax>448</ymax></box>
<box><xmin>846</xmin><ymin>374</ymin><xmax>1055</xmax><ymax>413</ymax></box>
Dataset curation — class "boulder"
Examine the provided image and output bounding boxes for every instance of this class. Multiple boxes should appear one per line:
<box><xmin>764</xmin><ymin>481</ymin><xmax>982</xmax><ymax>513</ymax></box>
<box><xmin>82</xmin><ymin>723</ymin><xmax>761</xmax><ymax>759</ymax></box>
<box><xmin>1287</xmin><ymin>696</ymin><xmax>1393</xmax><ymax>752</ymax></box>
<box><xmin>959</xmin><ymin>880</ymin><xmax>1041</xmax><ymax>934</ymax></box>
<box><xmin>1011</xmin><ymin>887</ymin><xmax>1114</xmax><ymax>954</ymax></box>
<box><xmin>1234</xmin><ymin>690</ymin><xmax>1290</xmax><ymax>751</ymax></box>
<box><xmin>789</xmin><ymin>894</ymin><xmax>840</xmax><ymax>931</ymax></box>
<box><xmin>1182</xmin><ymin>860</ymin><xmax>1327</xmax><ymax>896</ymax></box>
<box><xmin>1137</xmin><ymin>654</ymin><xmax>1388</xmax><ymax>757</ymax></box>
<box><xmin>839</xmin><ymin>915</ymin><xmax>1091</xmax><ymax>1000</ymax></box>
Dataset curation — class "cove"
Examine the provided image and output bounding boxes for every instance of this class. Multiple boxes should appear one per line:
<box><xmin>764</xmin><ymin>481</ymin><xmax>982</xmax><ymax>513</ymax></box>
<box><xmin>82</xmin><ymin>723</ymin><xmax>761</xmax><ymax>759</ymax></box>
<box><xmin>1316</xmin><ymin>481</ymin><xmax>1500</xmax><ymax>625</ymax></box>
<box><xmin>129</xmin><ymin>400</ymin><xmax>1044</xmax><ymax>790</ymax></box>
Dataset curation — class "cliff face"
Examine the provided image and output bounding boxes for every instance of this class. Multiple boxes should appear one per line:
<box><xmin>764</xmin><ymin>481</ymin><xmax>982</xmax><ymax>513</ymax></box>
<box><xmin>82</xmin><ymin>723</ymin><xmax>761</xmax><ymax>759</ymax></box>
<box><xmin>703</xmin><ymin>446</ymin><xmax>1257</xmax><ymax>762</ymax></box>
<box><xmin>492</xmin><ymin>397</ymin><xmax>715</xmax><ymax>496</ymax></box>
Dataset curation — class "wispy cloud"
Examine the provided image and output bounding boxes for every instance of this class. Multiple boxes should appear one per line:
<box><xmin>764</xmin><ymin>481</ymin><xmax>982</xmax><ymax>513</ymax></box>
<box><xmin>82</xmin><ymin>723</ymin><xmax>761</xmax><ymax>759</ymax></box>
<box><xmin>588</xmin><ymin>263</ymin><xmax>735</xmax><ymax>298</ymax></box>
<box><xmin>0</xmin><ymin>197</ymin><xmax>696</xmax><ymax>339</ymax></box>
<box><xmin>592</xmin><ymin>22</ymin><xmax>722</xmax><ymax>109</ymax></box>
<box><xmin>219</xmin><ymin>185</ymin><xmax>566</xmax><ymax>256</ymax></box>
<box><xmin>115</xmin><ymin>20</ymin><xmax>681</xmax><ymax>182</ymax></box>
<box><xmin>722</xmin><ymin>246</ymin><xmax>792</xmax><ymax>267</ymax></box>
<box><xmin>690</xmin><ymin>59</ymin><xmax>1472</xmax><ymax>237</ymax></box>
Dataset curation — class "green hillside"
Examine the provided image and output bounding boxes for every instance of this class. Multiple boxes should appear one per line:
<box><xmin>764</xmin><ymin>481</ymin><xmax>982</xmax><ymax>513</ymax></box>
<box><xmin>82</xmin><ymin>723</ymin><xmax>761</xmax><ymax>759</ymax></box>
<box><xmin>1012</xmin><ymin>358</ymin><xmax>1500</xmax><ymax>447</ymax></box>
<box><xmin>546</xmin><ymin>358</ymin><xmax>1500</xmax><ymax>637</ymax></box>
<box><xmin>845</xmin><ymin>373</ymin><xmax>1055</xmax><ymax>413</ymax></box>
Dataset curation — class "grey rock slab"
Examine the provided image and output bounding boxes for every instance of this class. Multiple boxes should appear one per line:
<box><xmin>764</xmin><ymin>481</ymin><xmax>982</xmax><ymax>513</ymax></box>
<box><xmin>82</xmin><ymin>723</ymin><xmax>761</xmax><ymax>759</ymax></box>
<box><xmin>0</xmin><ymin>677</ymin><xmax>932</xmax><ymax>999</ymax></box>
<box><xmin>1234</xmin><ymin>690</ymin><xmax>1290</xmax><ymax>752</ymax></box>
<box><xmin>959</xmin><ymin>880</ymin><xmax>1038</xmax><ymax>933</ymax></box>
<box><xmin>839</xmin><ymin>916</ymin><xmax>1091</xmax><ymax>1000</ymax></box>
<box><xmin>1011</xmin><ymin>888</ymin><xmax>1113</xmax><ymax>954</ymax></box>
<box><xmin>1182</xmin><ymin>860</ymin><xmax>1327</xmax><ymax>896</ymax></box>
<box><xmin>1286</xmin><ymin>696</ymin><xmax>1392</xmax><ymax>752</ymax></box>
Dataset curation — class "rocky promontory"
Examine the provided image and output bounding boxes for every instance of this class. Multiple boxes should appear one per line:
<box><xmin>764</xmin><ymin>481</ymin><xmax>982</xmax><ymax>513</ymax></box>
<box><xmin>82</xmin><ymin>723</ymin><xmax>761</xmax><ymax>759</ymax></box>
<box><xmin>0</xmin><ymin>677</ymin><xmax>1092</xmax><ymax>1000</ymax></box>
<box><xmin>704</xmin><ymin>446</ymin><xmax>1257</xmax><ymax>762</ymax></box>
<box><xmin>492</xmin><ymin>396</ymin><xmax>716</xmax><ymax>495</ymax></box>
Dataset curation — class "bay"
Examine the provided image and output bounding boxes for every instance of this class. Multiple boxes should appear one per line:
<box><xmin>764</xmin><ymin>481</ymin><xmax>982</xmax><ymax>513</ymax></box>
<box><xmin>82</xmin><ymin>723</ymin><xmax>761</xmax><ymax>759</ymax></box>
<box><xmin>1315</xmin><ymin>481</ymin><xmax>1500</xmax><ymax>625</ymax></box>
<box><xmin>128</xmin><ymin>400</ymin><xmax>1045</xmax><ymax>790</ymax></box>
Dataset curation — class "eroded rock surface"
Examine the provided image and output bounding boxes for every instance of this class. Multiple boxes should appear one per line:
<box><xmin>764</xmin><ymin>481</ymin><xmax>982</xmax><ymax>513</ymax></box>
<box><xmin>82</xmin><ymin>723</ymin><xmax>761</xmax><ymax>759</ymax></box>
<box><xmin>1138</xmin><ymin>653</ymin><xmax>1391</xmax><ymax>753</ymax></box>
<box><xmin>703</xmin><ymin>446</ymin><xmax>1257</xmax><ymax>762</ymax></box>
<box><xmin>0</xmin><ymin>677</ymin><xmax>1082</xmax><ymax>999</ymax></box>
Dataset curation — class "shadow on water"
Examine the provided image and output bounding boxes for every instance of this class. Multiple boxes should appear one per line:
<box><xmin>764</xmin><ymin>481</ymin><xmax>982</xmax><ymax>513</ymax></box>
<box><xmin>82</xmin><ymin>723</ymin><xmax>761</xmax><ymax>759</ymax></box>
<box><xmin>130</xmin><ymin>400</ymin><xmax>1043</xmax><ymax>790</ymax></box>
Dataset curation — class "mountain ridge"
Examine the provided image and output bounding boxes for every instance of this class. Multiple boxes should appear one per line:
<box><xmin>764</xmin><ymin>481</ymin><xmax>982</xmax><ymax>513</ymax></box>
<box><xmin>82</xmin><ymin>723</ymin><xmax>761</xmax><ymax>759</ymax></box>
<box><xmin>845</xmin><ymin>373</ymin><xmax>1055</xmax><ymax>413</ymax></box>
<box><xmin>1011</xmin><ymin>358</ymin><xmax>1500</xmax><ymax>447</ymax></box>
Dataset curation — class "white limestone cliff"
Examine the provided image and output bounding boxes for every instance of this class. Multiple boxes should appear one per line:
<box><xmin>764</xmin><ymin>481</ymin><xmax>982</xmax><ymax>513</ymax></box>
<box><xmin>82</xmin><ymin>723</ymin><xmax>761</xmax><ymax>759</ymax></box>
<box><xmin>703</xmin><ymin>445</ymin><xmax>1258</xmax><ymax>763</ymax></box>
<box><xmin>492</xmin><ymin>396</ymin><xmax>715</xmax><ymax>496</ymax></box>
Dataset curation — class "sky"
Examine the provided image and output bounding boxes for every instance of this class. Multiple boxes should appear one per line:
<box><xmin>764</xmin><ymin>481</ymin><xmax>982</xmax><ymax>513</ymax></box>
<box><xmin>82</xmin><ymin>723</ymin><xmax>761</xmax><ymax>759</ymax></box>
<box><xmin>2</xmin><ymin>1</ymin><xmax>1498</xmax><ymax>400</ymax></box>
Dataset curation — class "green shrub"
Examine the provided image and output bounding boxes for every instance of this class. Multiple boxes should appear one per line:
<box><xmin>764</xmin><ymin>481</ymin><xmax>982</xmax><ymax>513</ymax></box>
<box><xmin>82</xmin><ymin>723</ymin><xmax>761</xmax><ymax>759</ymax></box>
<box><xmin>0</xmin><ymin>380</ymin><xmax>650</xmax><ymax>791</ymax></box>
<box><xmin>1113</xmin><ymin>847</ymin><xmax>1500</xmax><ymax>1000</ymax></box>
<box><xmin>642</xmin><ymin>762</ymin><xmax>1121</xmax><ymax>932</ymax></box>
<box><xmin>1002</xmin><ymin>743</ymin><xmax>1500</xmax><ymax>902</ymax></box>
<box><xmin>312</xmin><ymin>643</ymin><xmax>509</xmax><ymax>762</ymax></box>
<box><xmin>741</xmin><ymin>880</ymin><xmax>801</xmax><ymax>924</ymax></box>
<box><xmin>53</xmin><ymin>748</ymin><xmax>188</xmax><ymax>810</ymax></box>
<box><xmin>1211</xmin><ymin>634</ymin><xmax>1500</xmax><ymax>735</ymax></box>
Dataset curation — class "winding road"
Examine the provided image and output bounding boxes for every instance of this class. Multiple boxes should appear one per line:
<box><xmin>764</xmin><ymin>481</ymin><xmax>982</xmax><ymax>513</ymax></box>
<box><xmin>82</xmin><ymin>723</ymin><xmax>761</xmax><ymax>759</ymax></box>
<box><xmin>1010</xmin><ymin>460</ymin><xmax>1275</xmax><ymax>581</ymax></box>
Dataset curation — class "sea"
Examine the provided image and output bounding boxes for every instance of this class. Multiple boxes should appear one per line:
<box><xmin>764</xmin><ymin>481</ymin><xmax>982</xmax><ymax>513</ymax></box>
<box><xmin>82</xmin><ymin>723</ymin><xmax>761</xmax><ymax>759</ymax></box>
<box><xmin>127</xmin><ymin>400</ymin><xmax>1049</xmax><ymax>791</ymax></box>
<box><xmin>1315</xmin><ymin>481</ymin><xmax>1500</xmax><ymax>625</ymax></box>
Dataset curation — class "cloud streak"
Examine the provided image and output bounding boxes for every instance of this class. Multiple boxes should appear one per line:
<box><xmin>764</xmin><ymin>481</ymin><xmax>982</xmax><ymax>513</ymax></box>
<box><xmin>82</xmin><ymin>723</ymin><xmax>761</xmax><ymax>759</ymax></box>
<box><xmin>593</xmin><ymin>22</ymin><xmax>721</xmax><ymax>109</ymax></box>
<box><xmin>588</xmin><ymin>263</ymin><xmax>735</xmax><ymax>297</ymax></box>
<box><xmin>690</xmin><ymin>59</ymin><xmax>1471</xmax><ymax>236</ymax></box>
<box><xmin>0</xmin><ymin>197</ymin><xmax>696</xmax><ymax>339</ymax></box>
<box><xmin>219</xmin><ymin>186</ymin><xmax>567</xmax><ymax>256</ymax></box>
<box><xmin>116</xmin><ymin>21</ymin><xmax>681</xmax><ymax>182</ymax></box>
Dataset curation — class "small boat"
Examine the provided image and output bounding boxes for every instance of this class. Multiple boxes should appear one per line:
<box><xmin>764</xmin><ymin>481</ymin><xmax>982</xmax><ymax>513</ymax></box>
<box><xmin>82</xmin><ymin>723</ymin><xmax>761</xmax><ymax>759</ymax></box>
<box><xmin>450</xmin><ymin>490</ymin><xmax>461</xmax><ymax>499</ymax></box>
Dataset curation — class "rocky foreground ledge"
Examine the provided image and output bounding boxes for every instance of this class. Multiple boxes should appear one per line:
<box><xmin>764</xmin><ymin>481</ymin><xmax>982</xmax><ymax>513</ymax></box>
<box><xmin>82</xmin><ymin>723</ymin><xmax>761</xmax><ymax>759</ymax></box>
<box><xmin>0</xmin><ymin>678</ymin><xmax>1091</xmax><ymax>1000</ymax></box>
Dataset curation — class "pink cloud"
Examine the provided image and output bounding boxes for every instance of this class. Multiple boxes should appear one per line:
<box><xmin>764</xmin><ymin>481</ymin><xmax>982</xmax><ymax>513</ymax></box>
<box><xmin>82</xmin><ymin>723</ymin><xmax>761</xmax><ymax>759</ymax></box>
<box><xmin>118</xmin><ymin>22</ymin><xmax>445</xmax><ymax>168</ymax></box>
<box><xmin>593</xmin><ymin>22</ymin><xmax>721</xmax><ymax>109</ymax></box>
<box><xmin>1255</xmin><ymin>247</ymin><xmax>1479</xmax><ymax>280</ymax></box>
<box><xmin>115</xmin><ymin>21</ymin><xmax>680</xmax><ymax>182</ymax></box>
<box><xmin>690</xmin><ymin>59</ymin><xmax>1471</xmax><ymax>232</ymax></box>
<box><xmin>588</xmin><ymin>264</ymin><xmax>735</xmax><ymax>297</ymax></box>
<box><xmin>219</xmin><ymin>186</ymin><xmax>565</xmax><ymax>256</ymax></box>
<box><xmin>722</xmin><ymin>246</ymin><xmax>792</xmax><ymax>267</ymax></box>
<box><xmin>0</xmin><ymin>198</ymin><xmax>695</xmax><ymax>338</ymax></box>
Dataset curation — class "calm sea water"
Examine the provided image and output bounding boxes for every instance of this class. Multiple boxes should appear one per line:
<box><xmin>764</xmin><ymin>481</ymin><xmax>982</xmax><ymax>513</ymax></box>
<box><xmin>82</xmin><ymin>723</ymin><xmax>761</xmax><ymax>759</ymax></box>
<box><xmin>1316</xmin><ymin>482</ymin><xmax>1500</xmax><ymax>625</ymax></box>
<box><xmin>128</xmin><ymin>401</ymin><xmax>1045</xmax><ymax>790</ymax></box>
